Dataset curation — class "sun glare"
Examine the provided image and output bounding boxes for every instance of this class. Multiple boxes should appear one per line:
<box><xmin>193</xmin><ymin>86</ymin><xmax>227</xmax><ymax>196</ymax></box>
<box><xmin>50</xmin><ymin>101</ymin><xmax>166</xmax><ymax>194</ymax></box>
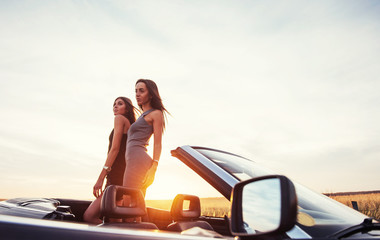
<box><xmin>144</xmin><ymin>154</ymin><xmax>225</xmax><ymax>201</ymax></box>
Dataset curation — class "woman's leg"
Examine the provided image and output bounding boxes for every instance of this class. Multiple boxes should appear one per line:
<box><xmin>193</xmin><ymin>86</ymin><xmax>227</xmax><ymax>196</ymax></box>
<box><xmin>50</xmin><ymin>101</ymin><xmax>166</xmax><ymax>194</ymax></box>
<box><xmin>123</xmin><ymin>154</ymin><xmax>152</xmax><ymax>222</ymax></box>
<box><xmin>83</xmin><ymin>197</ymin><xmax>102</xmax><ymax>224</ymax></box>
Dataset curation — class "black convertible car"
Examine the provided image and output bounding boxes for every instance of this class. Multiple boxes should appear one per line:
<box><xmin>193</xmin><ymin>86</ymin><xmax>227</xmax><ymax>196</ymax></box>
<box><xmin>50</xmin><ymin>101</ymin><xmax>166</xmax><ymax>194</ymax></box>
<box><xmin>0</xmin><ymin>145</ymin><xmax>379</xmax><ymax>239</ymax></box>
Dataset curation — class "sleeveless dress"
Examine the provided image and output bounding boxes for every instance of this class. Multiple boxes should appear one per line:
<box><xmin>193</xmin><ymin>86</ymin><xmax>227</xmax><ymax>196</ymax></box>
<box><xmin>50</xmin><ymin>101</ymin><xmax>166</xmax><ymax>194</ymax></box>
<box><xmin>105</xmin><ymin>129</ymin><xmax>128</xmax><ymax>187</ymax></box>
<box><xmin>124</xmin><ymin>109</ymin><xmax>156</xmax><ymax>195</ymax></box>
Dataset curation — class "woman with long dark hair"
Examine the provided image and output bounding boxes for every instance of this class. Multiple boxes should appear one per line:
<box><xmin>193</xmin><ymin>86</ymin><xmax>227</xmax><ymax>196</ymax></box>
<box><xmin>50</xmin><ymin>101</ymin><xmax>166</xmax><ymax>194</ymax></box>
<box><xmin>83</xmin><ymin>97</ymin><xmax>137</xmax><ymax>224</ymax></box>
<box><xmin>123</xmin><ymin>79</ymin><xmax>168</xmax><ymax>198</ymax></box>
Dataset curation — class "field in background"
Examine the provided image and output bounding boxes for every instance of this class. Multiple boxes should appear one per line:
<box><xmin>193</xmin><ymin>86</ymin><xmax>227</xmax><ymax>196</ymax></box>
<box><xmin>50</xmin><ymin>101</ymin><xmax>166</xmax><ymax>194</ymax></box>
<box><xmin>147</xmin><ymin>192</ymin><xmax>380</xmax><ymax>220</ymax></box>
<box><xmin>326</xmin><ymin>191</ymin><xmax>380</xmax><ymax>220</ymax></box>
<box><xmin>146</xmin><ymin>197</ymin><xmax>230</xmax><ymax>217</ymax></box>
<box><xmin>199</xmin><ymin>197</ymin><xmax>230</xmax><ymax>217</ymax></box>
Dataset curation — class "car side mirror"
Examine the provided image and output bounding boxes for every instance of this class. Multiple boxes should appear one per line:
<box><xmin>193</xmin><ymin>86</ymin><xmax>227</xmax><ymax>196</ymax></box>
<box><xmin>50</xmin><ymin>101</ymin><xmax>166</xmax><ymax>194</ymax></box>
<box><xmin>230</xmin><ymin>175</ymin><xmax>298</xmax><ymax>239</ymax></box>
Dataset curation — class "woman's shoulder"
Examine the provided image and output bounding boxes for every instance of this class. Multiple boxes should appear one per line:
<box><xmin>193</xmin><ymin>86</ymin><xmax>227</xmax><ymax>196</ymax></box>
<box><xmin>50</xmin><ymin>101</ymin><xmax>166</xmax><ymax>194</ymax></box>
<box><xmin>149</xmin><ymin>109</ymin><xmax>163</xmax><ymax>118</ymax></box>
<box><xmin>114</xmin><ymin>114</ymin><xmax>131</xmax><ymax>124</ymax></box>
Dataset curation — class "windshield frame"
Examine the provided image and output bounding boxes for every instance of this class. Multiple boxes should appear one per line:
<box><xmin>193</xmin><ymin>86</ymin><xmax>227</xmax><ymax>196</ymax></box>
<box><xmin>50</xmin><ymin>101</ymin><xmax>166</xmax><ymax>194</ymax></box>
<box><xmin>171</xmin><ymin>145</ymin><xmax>239</xmax><ymax>199</ymax></box>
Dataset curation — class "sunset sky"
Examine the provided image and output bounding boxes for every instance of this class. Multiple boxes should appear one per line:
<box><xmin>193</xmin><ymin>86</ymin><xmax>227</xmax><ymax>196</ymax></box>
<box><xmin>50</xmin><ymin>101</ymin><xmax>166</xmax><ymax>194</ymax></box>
<box><xmin>0</xmin><ymin>0</ymin><xmax>379</xmax><ymax>200</ymax></box>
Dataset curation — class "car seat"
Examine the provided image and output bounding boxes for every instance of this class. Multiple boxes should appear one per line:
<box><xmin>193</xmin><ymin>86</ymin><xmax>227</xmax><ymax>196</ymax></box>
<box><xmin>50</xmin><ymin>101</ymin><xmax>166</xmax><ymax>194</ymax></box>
<box><xmin>167</xmin><ymin>194</ymin><xmax>214</xmax><ymax>232</ymax></box>
<box><xmin>98</xmin><ymin>185</ymin><xmax>158</xmax><ymax>229</ymax></box>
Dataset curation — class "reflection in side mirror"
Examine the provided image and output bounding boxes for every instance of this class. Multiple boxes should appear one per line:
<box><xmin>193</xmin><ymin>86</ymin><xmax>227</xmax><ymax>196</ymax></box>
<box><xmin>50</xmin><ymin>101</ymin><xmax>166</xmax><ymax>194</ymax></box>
<box><xmin>242</xmin><ymin>178</ymin><xmax>281</xmax><ymax>233</ymax></box>
<box><xmin>230</xmin><ymin>175</ymin><xmax>297</xmax><ymax>238</ymax></box>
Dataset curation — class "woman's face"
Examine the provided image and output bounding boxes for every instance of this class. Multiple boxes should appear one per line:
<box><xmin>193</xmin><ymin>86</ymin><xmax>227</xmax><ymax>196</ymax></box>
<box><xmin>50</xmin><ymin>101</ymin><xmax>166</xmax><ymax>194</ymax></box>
<box><xmin>135</xmin><ymin>82</ymin><xmax>151</xmax><ymax>106</ymax></box>
<box><xmin>113</xmin><ymin>98</ymin><xmax>127</xmax><ymax>116</ymax></box>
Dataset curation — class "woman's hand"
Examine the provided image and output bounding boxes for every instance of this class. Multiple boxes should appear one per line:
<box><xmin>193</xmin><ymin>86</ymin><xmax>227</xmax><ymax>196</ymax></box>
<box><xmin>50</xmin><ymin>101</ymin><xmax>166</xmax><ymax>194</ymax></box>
<box><xmin>142</xmin><ymin>163</ymin><xmax>158</xmax><ymax>189</ymax></box>
<box><xmin>93</xmin><ymin>177</ymin><xmax>104</xmax><ymax>198</ymax></box>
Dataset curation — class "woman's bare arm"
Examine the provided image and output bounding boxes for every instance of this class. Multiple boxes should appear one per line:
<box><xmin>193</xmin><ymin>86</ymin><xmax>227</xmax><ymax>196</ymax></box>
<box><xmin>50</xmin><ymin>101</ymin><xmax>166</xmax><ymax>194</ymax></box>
<box><xmin>93</xmin><ymin>115</ymin><xmax>130</xmax><ymax>197</ymax></box>
<box><xmin>152</xmin><ymin>111</ymin><xmax>164</xmax><ymax>162</ymax></box>
<box><xmin>142</xmin><ymin>110</ymin><xmax>164</xmax><ymax>188</ymax></box>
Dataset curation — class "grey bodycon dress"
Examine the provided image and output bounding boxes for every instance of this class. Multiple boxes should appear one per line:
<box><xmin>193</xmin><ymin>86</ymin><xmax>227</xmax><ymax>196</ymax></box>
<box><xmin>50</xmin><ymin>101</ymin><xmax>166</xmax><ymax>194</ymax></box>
<box><xmin>124</xmin><ymin>109</ymin><xmax>156</xmax><ymax>195</ymax></box>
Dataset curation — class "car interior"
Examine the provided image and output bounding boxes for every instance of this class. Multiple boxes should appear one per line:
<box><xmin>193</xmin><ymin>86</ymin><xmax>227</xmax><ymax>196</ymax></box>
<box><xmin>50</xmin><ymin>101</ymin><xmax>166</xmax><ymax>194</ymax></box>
<box><xmin>56</xmin><ymin>185</ymin><xmax>231</xmax><ymax>237</ymax></box>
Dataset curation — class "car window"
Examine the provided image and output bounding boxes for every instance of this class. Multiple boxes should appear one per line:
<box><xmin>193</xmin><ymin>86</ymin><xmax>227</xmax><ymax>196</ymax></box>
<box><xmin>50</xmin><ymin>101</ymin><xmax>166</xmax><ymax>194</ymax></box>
<box><xmin>195</xmin><ymin>148</ymin><xmax>275</xmax><ymax>179</ymax></box>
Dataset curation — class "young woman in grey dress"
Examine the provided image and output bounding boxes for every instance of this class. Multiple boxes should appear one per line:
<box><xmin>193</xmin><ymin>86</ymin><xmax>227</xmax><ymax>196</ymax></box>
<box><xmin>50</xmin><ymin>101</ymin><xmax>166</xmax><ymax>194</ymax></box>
<box><xmin>83</xmin><ymin>97</ymin><xmax>137</xmax><ymax>224</ymax></box>
<box><xmin>123</xmin><ymin>79</ymin><xmax>168</xmax><ymax>197</ymax></box>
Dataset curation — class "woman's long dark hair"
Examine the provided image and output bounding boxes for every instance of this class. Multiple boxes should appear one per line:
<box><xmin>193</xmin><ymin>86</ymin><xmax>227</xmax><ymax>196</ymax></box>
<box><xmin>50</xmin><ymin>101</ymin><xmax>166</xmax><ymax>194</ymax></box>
<box><xmin>114</xmin><ymin>96</ymin><xmax>138</xmax><ymax>124</ymax></box>
<box><xmin>136</xmin><ymin>79</ymin><xmax>169</xmax><ymax>128</ymax></box>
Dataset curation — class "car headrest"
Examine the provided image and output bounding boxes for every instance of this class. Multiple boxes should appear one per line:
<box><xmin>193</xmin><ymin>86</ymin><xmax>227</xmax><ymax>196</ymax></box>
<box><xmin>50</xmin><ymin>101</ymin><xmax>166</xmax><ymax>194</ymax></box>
<box><xmin>100</xmin><ymin>185</ymin><xmax>146</xmax><ymax>219</ymax></box>
<box><xmin>170</xmin><ymin>194</ymin><xmax>201</xmax><ymax>221</ymax></box>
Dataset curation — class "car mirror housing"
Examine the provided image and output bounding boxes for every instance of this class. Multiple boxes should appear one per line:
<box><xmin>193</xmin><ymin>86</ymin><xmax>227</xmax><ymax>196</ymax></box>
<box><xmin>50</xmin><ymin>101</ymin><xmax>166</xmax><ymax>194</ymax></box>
<box><xmin>230</xmin><ymin>175</ymin><xmax>298</xmax><ymax>239</ymax></box>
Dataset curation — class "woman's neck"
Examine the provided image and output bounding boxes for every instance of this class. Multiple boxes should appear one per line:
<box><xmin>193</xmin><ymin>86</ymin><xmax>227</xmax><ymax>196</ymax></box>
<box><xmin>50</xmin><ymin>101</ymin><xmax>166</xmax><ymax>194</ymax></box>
<box><xmin>142</xmin><ymin>103</ymin><xmax>153</xmax><ymax>112</ymax></box>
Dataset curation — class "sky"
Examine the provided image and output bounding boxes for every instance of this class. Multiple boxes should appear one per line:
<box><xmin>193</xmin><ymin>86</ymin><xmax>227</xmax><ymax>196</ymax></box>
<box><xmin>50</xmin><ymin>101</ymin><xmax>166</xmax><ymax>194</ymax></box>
<box><xmin>0</xmin><ymin>0</ymin><xmax>379</xmax><ymax>200</ymax></box>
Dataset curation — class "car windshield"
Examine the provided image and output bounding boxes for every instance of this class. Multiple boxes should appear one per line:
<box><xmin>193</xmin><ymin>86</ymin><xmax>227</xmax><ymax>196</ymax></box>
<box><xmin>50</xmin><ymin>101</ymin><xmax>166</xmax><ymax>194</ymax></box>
<box><xmin>195</xmin><ymin>148</ymin><xmax>368</xmax><ymax>234</ymax></box>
